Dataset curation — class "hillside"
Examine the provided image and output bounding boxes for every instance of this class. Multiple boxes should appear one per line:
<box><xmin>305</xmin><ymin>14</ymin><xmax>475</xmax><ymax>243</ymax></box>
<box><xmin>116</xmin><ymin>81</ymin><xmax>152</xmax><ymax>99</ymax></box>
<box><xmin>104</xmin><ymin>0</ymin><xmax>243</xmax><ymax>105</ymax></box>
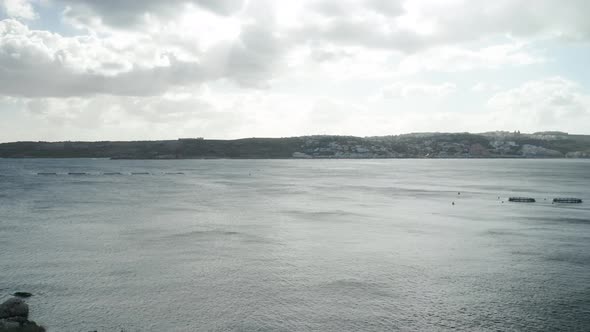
<box><xmin>1</xmin><ymin>132</ymin><xmax>590</xmax><ymax>159</ymax></box>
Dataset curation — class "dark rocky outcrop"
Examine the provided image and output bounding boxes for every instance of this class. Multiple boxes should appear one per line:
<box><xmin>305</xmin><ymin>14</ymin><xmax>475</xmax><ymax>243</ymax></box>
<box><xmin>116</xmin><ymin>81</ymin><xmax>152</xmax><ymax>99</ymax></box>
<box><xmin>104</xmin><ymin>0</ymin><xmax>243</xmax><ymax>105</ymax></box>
<box><xmin>0</xmin><ymin>298</ymin><xmax>28</xmax><ymax>320</ymax></box>
<box><xmin>0</xmin><ymin>298</ymin><xmax>45</xmax><ymax>332</ymax></box>
<box><xmin>11</xmin><ymin>294</ymin><xmax>32</xmax><ymax>300</ymax></box>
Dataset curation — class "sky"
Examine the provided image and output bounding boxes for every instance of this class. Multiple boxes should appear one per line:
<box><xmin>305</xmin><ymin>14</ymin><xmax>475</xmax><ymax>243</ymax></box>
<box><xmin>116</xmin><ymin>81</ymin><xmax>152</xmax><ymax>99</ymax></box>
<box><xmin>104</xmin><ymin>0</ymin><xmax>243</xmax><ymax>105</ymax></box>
<box><xmin>1</xmin><ymin>0</ymin><xmax>590</xmax><ymax>142</ymax></box>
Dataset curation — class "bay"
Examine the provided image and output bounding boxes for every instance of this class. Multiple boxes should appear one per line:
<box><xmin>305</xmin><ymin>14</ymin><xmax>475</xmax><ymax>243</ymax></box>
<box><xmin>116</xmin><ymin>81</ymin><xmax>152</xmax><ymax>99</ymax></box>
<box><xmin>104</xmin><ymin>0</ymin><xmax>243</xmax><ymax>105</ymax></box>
<box><xmin>0</xmin><ymin>159</ymin><xmax>589</xmax><ymax>331</ymax></box>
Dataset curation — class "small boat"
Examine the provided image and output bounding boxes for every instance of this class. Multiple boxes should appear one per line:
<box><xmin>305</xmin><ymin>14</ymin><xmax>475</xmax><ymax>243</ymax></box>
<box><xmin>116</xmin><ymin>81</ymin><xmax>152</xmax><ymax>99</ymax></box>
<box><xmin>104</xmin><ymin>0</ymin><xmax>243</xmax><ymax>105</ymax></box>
<box><xmin>37</xmin><ymin>172</ymin><xmax>57</xmax><ymax>175</ymax></box>
<box><xmin>553</xmin><ymin>198</ymin><xmax>583</xmax><ymax>203</ymax></box>
<box><xmin>508</xmin><ymin>197</ymin><xmax>536</xmax><ymax>203</ymax></box>
<box><xmin>131</xmin><ymin>172</ymin><xmax>150</xmax><ymax>175</ymax></box>
<box><xmin>68</xmin><ymin>172</ymin><xmax>86</xmax><ymax>175</ymax></box>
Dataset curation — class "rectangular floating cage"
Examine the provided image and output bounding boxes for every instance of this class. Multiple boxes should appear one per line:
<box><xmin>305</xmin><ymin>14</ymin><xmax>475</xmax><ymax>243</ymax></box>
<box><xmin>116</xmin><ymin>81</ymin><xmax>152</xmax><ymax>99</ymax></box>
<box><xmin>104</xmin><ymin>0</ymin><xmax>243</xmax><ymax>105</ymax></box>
<box><xmin>553</xmin><ymin>198</ymin><xmax>583</xmax><ymax>203</ymax></box>
<box><xmin>508</xmin><ymin>197</ymin><xmax>536</xmax><ymax>203</ymax></box>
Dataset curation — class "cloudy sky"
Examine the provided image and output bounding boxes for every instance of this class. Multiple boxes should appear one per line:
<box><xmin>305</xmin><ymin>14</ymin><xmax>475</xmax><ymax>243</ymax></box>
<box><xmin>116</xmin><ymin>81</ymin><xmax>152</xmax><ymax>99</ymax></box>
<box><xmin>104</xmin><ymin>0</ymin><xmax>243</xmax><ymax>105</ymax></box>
<box><xmin>1</xmin><ymin>0</ymin><xmax>589</xmax><ymax>141</ymax></box>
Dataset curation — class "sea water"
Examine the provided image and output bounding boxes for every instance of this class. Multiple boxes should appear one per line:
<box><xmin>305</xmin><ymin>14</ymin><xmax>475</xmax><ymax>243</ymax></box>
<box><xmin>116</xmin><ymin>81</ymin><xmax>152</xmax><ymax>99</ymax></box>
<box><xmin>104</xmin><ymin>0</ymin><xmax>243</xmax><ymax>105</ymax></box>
<box><xmin>0</xmin><ymin>159</ymin><xmax>589</xmax><ymax>331</ymax></box>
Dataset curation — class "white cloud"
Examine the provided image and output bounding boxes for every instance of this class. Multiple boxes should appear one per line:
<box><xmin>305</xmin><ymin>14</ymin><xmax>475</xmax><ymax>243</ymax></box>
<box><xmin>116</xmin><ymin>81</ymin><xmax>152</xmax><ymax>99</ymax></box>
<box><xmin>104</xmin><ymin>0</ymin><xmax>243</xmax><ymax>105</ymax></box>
<box><xmin>282</xmin><ymin>0</ymin><xmax>590</xmax><ymax>56</ymax></box>
<box><xmin>375</xmin><ymin>82</ymin><xmax>456</xmax><ymax>99</ymax></box>
<box><xmin>398</xmin><ymin>43</ymin><xmax>543</xmax><ymax>74</ymax></box>
<box><xmin>1</xmin><ymin>90</ymin><xmax>245</xmax><ymax>140</ymax></box>
<box><xmin>52</xmin><ymin>0</ymin><xmax>590</xmax><ymax>48</ymax></box>
<box><xmin>60</xmin><ymin>0</ymin><xmax>244</xmax><ymax>29</ymax></box>
<box><xmin>0</xmin><ymin>0</ymin><xmax>37</xmax><ymax>20</ymax></box>
<box><xmin>0</xmin><ymin>17</ymin><xmax>285</xmax><ymax>97</ymax></box>
<box><xmin>2</xmin><ymin>1</ymin><xmax>590</xmax><ymax>141</ymax></box>
<box><xmin>3</xmin><ymin>77</ymin><xmax>590</xmax><ymax>142</ymax></box>
<box><xmin>486</xmin><ymin>77</ymin><xmax>590</xmax><ymax>133</ymax></box>
<box><xmin>472</xmin><ymin>83</ymin><xmax>502</xmax><ymax>93</ymax></box>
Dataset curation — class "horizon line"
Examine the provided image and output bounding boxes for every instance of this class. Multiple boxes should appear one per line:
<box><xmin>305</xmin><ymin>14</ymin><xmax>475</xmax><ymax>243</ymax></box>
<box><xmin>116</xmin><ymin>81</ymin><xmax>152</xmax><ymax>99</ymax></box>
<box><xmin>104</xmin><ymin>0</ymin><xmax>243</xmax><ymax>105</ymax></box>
<box><xmin>1</xmin><ymin>130</ymin><xmax>583</xmax><ymax>144</ymax></box>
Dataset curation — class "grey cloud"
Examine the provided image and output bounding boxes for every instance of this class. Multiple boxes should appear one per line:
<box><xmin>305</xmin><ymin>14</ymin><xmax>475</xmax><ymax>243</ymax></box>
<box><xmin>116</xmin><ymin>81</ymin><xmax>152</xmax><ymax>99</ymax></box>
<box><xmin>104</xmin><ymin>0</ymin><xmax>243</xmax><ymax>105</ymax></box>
<box><xmin>217</xmin><ymin>23</ymin><xmax>286</xmax><ymax>87</ymax></box>
<box><xmin>0</xmin><ymin>51</ymin><xmax>209</xmax><ymax>97</ymax></box>
<box><xmin>310</xmin><ymin>48</ymin><xmax>354</xmax><ymax>62</ymax></box>
<box><xmin>365</xmin><ymin>0</ymin><xmax>404</xmax><ymax>16</ymax></box>
<box><xmin>32</xmin><ymin>0</ymin><xmax>590</xmax><ymax>56</ymax></box>
<box><xmin>0</xmin><ymin>48</ymin><xmax>282</xmax><ymax>97</ymax></box>
<box><xmin>310</xmin><ymin>0</ymin><xmax>403</xmax><ymax>17</ymax></box>
<box><xmin>428</xmin><ymin>0</ymin><xmax>590</xmax><ymax>43</ymax></box>
<box><xmin>0</xmin><ymin>26</ymin><xmax>195</xmax><ymax>97</ymax></box>
<box><xmin>298</xmin><ymin>0</ymin><xmax>590</xmax><ymax>54</ymax></box>
<box><xmin>293</xmin><ymin>0</ymin><xmax>431</xmax><ymax>53</ymax></box>
<box><xmin>0</xmin><ymin>16</ymin><xmax>285</xmax><ymax>97</ymax></box>
<box><xmin>61</xmin><ymin>0</ymin><xmax>244</xmax><ymax>27</ymax></box>
<box><xmin>3</xmin><ymin>0</ymin><xmax>590</xmax><ymax>99</ymax></box>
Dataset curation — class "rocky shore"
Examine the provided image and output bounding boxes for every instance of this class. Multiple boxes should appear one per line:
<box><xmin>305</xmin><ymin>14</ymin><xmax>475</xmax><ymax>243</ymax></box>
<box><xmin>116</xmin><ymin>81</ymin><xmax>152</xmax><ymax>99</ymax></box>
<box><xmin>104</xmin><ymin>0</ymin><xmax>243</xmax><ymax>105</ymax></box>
<box><xmin>0</xmin><ymin>297</ymin><xmax>45</xmax><ymax>332</ymax></box>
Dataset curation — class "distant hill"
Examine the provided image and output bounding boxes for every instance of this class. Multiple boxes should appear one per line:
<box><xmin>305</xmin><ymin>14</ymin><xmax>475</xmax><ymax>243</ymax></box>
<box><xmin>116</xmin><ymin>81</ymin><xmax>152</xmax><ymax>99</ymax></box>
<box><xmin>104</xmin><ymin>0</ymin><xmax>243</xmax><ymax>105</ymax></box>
<box><xmin>1</xmin><ymin>132</ymin><xmax>590</xmax><ymax>159</ymax></box>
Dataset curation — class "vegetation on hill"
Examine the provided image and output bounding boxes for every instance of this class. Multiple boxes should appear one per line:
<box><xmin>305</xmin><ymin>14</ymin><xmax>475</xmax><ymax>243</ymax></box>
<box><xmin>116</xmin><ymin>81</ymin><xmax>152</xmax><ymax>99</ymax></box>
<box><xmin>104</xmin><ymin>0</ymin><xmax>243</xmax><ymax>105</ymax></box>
<box><xmin>1</xmin><ymin>133</ymin><xmax>589</xmax><ymax>159</ymax></box>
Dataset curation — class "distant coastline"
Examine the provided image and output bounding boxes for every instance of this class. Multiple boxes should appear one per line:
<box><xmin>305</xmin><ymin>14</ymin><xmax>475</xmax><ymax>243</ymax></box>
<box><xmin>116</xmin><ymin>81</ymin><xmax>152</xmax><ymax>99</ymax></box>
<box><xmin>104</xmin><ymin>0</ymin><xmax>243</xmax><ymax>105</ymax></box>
<box><xmin>1</xmin><ymin>131</ymin><xmax>590</xmax><ymax>159</ymax></box>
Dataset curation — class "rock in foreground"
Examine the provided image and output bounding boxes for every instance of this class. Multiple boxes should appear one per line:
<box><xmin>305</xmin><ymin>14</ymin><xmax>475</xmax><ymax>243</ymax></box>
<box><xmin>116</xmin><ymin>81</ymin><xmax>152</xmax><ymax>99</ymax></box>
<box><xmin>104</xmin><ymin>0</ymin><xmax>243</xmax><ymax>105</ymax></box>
<box><xmin>0</xmin><ymin>298</ymin><xmax>45</xmax><ymax>332</ymax></box>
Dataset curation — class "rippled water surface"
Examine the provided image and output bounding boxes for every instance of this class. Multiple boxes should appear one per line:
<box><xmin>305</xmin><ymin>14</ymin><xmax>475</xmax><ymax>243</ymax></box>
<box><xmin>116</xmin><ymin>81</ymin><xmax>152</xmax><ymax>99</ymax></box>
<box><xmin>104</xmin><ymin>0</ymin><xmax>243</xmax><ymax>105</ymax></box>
<box><xmin>1</xmin><ymin>159</ymin><xmax>589</xmax><ymax>331</ymax></box>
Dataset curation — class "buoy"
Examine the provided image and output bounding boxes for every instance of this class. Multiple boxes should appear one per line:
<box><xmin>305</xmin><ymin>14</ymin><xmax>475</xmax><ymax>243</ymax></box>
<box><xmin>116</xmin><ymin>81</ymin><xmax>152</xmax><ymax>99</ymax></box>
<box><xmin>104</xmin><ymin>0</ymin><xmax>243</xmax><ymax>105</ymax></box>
<box><xmin>452</xmin><ymin>202</ymin><xmax>455</xmax><ymax>205</ymax></box>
